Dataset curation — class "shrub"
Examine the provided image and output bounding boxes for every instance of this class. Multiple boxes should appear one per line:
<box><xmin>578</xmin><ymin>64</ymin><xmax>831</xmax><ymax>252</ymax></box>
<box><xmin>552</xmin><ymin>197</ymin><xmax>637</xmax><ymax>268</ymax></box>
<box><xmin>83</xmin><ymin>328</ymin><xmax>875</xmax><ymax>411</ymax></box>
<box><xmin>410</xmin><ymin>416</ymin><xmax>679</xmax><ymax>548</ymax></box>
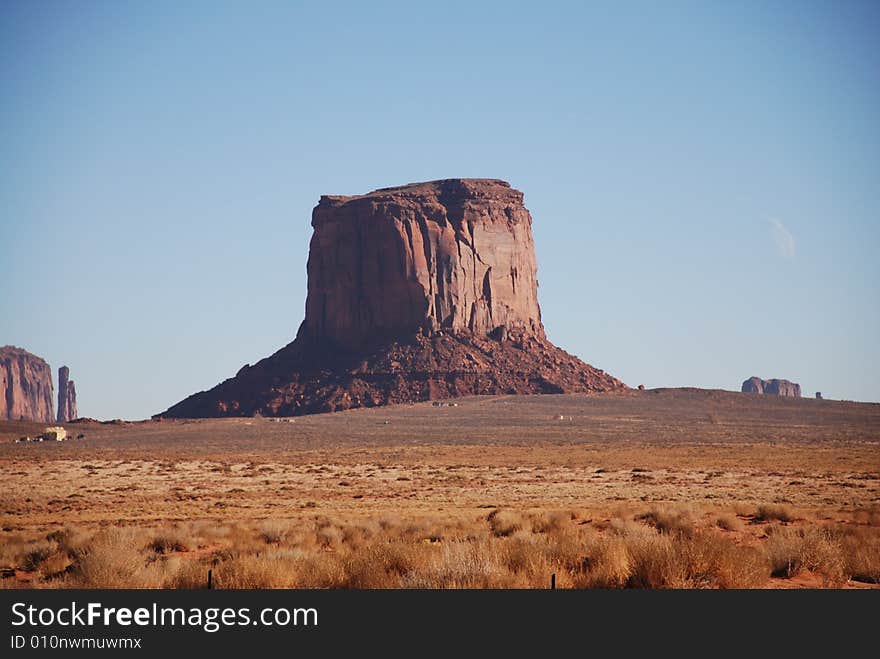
<box><xmin>293</xmin><ymin>553</ymin><xmax>346</xmax><ymax>588</ymax></box>
<box><xmin>258</xmin><ymin>521</ymin><xmax>288</xmax><ymax>545</ymax></box>
<box><xmin>164</xmin><ymin>559</ymin><xmax>210</xmax><ymax>589</ymax></box>
<box><xmin>625</xmin><ymin>534</ymin><xmax>688</xmax><ymax>588</ymax></box>
<box><xmin>38</xmin><ymin>553</ymin><xmax>73</xmax><ymax>580</ymax></box>
<box><xmin>577</xmin><ymin>529</ymin><xmax>770</xmax><ymax>589</ymax></box>
<box><xmin>755</xmin><ymin>505</ymin><xmax>795</xmax><ymax>523</ymax></box>
<box><xmin>578</xmin><ymin>536</ymin><xmax>630</xmax><ymax>588</ymax></box>
<box><xmin>530</xmin><ymin>510</ymin><xmax>571</xmax><ymax>535</ymax></box>
<box><xmin>401</xmin><ymin>541</ymin><xmax>509</xmax><ymax>589</ymax></box>
<box><xmin>148</xmin><ymin>531</ymin><xmax>190</xmax><ymax>554</ymax></box>
<box><xmin>715</xmin><ymin>515</ymin><xmax>743</xmax><ymax>532</ymax></box>
<box><xmin>542</xmin><ymin>527</ymin><xmax>585</xmax><ymax>572</ymax></box>
<box><xmin>22</xmin><ymin>540</ymin><xmax>56</xmax><ymax>572</ymax></box>
<box><xmin>315</xmin><ymin>524</ymin><xmax>343</xmax><ymax>548</ymax></box>
<box><xmin>342</xmin><ymin>542</ymin><xmax>422</xmax><ymax>588</ymax></box>
<box><xmin>487</xmin><ymin>509</ymin><xmax>523</xmax><ymax>538</ymax></box>
<box><xmin>840</xmin><ymin>530</ymin><xmax>880</xmax><ymax>584</ymax></box>
<box><xmin>763</xmin><ymin>527</ymin><xmax>845</xmax><ymax>585</ymax></box>
<box><xmin>636</xmin><ymin>508</ymin><xmax>695</xmax><ymax>538</ymax></box>
<box><xmin>211</xmin><ymin>549</ymin><xmax>301</xmax><ymax>589</ymax></box>
<box><xmin>681</xmin><ymin>531</ymin><xmax>769</xmax><ymax>589</ymax></box>
<box><xmin>67</xmin><ymin>528</ymin><xmax>161</xmax><ymax>588</ymax></box>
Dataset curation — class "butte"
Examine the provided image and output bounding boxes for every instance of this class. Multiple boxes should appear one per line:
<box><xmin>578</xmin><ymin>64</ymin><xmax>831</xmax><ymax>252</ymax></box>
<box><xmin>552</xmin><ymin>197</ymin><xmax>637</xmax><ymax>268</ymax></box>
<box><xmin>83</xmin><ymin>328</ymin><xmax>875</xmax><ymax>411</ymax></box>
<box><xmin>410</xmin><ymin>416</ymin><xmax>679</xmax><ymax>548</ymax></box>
<box><xmin>160</xmin><ymin>178</ymin><xmax>626</xmax><ymax>418</ymax></box>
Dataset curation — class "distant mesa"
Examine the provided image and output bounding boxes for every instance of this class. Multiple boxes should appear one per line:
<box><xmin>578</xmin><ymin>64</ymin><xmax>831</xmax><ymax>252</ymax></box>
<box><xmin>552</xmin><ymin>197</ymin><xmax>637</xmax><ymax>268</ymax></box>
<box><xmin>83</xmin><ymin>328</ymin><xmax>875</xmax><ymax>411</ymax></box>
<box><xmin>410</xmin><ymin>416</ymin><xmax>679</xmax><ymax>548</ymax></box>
<box><xmin>160</xmin><ymin>178</ymin><xmax>627</xmax><ymax>418</ymax></box>
<box><xmin>741</xmin><ymin>376</ymin><xmax>801</xmax><ymax>398</ymax></box>
<box><xmin>1</xmin><ymin>346</ymin><xmax>55</xmax><ymax>422</ymax></box>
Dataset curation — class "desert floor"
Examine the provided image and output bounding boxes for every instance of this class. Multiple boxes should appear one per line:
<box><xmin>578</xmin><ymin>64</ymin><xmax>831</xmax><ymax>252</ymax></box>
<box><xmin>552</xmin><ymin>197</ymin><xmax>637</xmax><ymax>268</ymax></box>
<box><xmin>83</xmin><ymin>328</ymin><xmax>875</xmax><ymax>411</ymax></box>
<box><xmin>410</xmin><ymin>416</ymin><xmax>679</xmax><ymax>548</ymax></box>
<box><xmin>1</xmin><ymin>389</ymin><xmax>878</xmax><ymax>589</ymax></box>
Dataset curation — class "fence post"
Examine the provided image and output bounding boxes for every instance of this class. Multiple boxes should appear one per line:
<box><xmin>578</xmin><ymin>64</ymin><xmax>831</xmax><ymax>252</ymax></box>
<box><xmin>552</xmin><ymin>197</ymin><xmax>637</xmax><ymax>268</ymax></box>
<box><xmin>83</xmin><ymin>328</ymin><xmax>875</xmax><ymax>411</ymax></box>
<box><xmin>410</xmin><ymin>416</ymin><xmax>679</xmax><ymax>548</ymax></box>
<box><xmin>207</xmin><ymin>569</ymin><xmax>213</xmax><ymax>590</ymax></box>
<box><xmin>551</xmin><ymin>573</ymin><xmax>556</xmax><ymax>590</ymax></box>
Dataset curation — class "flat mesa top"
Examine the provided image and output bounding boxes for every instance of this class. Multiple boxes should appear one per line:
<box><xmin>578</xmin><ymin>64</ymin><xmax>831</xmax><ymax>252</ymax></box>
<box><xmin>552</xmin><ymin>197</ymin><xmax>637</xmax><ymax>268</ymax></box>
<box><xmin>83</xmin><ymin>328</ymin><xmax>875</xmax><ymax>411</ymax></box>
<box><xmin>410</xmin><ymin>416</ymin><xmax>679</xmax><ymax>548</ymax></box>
<box><xmin>0</xmin><ymin>345</ymin><xmax>48</xmax><ymax>362</ymax></box>
<box><xmin>317</xmin><ymin>178</ymin><xmax>518</xmax><ymax>206</ymax></box>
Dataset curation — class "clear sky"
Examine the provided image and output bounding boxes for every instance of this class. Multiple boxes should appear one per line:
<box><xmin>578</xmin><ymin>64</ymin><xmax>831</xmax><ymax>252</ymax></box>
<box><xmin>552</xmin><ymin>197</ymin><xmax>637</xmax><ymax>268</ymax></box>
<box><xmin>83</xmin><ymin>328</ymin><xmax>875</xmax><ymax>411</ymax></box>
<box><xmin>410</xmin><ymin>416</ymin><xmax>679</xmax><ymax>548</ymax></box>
<box><xmin>2</xmin><ymin>1</ymin><xmax>878</xmax><ymax>419</ymax></box>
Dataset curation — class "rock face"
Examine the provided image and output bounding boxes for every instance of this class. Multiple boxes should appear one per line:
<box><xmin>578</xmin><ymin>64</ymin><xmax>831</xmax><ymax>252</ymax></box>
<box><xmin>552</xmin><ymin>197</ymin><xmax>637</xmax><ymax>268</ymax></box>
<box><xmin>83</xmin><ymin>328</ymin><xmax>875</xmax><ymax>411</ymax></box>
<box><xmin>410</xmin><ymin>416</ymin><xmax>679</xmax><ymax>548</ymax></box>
<box><xmin>303</xmin><ymin>179</ymin><xmax>543</xmax><ymax>349</ymax></box>
<box><xmin>741</xmin><ymin>377</ymin><xmax>801</xmax><ymax>398</ymax></box>
<box><xmin>764</xmin><ymin>379</ymin><xmax>801</xmax><ymax>397</ymax></box>
<box><xmin>0</xmin><ymin>346</ymin><xmax>55</xmax><ymax>422</ymax></box>
<box><xmin>741</xmin><ymin>377</ymin><xmax>765</xmax><ymax>394</ymax></box>
<box><xmin>57</xmin><ymin>366</ymin><xmax>78</xmax><ymax>423</ymax></box>
<box><xmin>160</xmin><ymin>179</ymin><xmax>626</xmax><ymax>418</ymax></box>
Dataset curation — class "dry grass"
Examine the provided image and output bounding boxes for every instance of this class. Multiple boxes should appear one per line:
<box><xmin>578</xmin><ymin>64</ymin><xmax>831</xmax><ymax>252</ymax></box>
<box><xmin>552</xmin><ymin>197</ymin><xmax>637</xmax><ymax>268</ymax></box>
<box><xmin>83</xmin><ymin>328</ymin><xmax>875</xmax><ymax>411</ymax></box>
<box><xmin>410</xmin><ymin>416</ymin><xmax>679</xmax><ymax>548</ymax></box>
<box><xmin>3</xmin><ymin>506</ymin><xmax>878</xmax><ymax>589</ymax></box>
<box><xmin>763</xmin><ymin>526</ymin><xmax>848</xmax><ymax>586</ymax></box>
<box><xmin>65</xmin><ymin>528</ymin><xmax>161</xmax><ymax>588</ymax></box>
<box><xmin>581</xmin><ymin>526</ymin><xmax>768</xmax><ymax>589</ymax></box>
<box><xmin>578</xmin><ymin>535</ymin><xmax>631</xmax><ymax>588</ymax></box>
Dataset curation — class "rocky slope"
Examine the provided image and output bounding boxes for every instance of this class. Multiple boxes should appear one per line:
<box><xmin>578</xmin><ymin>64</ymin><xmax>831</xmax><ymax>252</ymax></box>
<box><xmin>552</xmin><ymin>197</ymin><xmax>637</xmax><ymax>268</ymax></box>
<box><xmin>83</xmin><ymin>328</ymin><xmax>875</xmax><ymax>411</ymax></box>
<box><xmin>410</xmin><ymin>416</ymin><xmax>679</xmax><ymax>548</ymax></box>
<box><xmin>161</xmin><ymin>179</ymin><xmax>626</xmax><ymax>418</ymax></box>
<box><xmin>163</xmin><ymin>330</ymin><xmax>624</xmax><ymax>417</ymax></box>
<box><xmin>0</xmin><ymin>346</ymin><xmax>55</xmax><ymax>422</ymax></box>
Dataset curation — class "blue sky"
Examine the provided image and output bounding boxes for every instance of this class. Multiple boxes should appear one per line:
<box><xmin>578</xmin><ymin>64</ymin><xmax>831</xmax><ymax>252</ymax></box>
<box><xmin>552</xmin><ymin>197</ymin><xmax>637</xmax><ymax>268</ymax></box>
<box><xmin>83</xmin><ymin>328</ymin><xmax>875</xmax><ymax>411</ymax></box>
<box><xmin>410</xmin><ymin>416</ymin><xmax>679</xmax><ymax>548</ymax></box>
<box><xmin>1</xmin><ymin>1</ymin><xmax>878</xmax><ymax>419</ymax></box>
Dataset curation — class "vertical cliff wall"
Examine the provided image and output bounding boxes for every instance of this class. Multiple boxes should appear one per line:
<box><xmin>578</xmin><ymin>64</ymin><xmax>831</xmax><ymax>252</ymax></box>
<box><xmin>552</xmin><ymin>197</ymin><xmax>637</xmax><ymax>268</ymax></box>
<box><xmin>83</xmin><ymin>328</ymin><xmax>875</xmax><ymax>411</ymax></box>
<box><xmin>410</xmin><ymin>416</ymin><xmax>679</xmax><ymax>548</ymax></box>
<box><xmin>301</xmin><ymin>179</ymin><xmax>543</xmax><ymax>349</ymax></box>
<box><xmin>742</xmin><ymin>377</ymin><xmax>801</xmax><ymax>397</ymax></box>
<box><xmin>57</xmin><ymin>366</ymin><xmax>78</xmax><ymax>422</ymax></box>
<box><xmin>1</xmin><ymin>346</ymin><xmax>55</xmax><ymax>422</ymax></box>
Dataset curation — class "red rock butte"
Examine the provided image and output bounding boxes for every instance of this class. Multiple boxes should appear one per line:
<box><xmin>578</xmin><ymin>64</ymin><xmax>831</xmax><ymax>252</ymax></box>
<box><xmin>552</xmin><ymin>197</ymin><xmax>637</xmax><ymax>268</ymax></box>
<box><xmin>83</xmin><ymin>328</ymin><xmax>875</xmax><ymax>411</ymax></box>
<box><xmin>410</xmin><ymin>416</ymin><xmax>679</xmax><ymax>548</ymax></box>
<box><xmin>160</xmin><ymin>179</ymin><xmax>626</xmax><ymax>418</ymax></box>
<box><xmin>1</xmin><ymin>345</ymin><xmax>55</xmax><ymax>423</ymax></box>
<box><xmin>304</xmin><ymin>178</ymin><xmax>543</xmax><ymax>348</ymax></box>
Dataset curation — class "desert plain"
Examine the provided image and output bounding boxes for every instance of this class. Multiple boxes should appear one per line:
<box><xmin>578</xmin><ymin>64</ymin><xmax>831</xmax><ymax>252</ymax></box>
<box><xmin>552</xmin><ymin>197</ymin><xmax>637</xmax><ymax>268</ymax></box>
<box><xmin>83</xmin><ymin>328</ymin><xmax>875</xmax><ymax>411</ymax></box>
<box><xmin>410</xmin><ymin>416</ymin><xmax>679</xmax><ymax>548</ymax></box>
<box><xmin>1</xmin><ymin>388</ymin><xmax>878</xmax><ymax>589</ymax></box>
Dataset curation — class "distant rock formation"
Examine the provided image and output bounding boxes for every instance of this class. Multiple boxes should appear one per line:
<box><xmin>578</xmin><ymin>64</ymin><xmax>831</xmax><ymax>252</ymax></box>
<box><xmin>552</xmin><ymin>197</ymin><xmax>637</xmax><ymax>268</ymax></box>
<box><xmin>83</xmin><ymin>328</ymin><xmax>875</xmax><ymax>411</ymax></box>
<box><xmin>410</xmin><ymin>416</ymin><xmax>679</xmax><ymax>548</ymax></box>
<box><xmin>764</xmin><ymin>379</ymin><xmax>801</xmax><ymax>397</ymax></box>
<box><xmin>57</xmin><ymin>366</ymin><xmax>78</xmax><ymax>423</ymax></box>
<box><xmin>741</xmin><ymin>376</ymin><xmax>801</xmax><ymax>398</ymax></box>
<box><xmin>741</xmin><ymin>377</ymin><xmax>763</xmax><ymax>394</ymax></box>
<box><xmin>161</xmin><ymin>179</ymin><xmax>626</xmax><ymax>418</ymax></box>
<box><xmin>0</xmin><ymin>346</ymin><xmax>55</xmax><ymax>422</ymax></box>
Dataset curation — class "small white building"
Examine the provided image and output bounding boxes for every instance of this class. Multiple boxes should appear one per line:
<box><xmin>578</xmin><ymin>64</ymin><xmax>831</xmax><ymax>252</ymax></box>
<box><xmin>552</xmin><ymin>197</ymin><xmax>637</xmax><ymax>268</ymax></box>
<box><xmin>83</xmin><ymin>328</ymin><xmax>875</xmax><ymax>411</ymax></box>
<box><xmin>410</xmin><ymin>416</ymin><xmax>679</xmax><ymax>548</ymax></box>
<box><xmin>39</xmin><ymin>427</ymin><xmax>67</xmax><ymax>442</ymax></box>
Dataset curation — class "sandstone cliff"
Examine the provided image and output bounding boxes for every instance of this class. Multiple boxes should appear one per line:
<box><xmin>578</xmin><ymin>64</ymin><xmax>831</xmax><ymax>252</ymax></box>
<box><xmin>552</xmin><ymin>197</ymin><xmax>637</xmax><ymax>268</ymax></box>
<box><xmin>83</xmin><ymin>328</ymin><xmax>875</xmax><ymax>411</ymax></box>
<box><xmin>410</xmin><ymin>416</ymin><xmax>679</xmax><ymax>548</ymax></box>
<box><xmin>0</xmin><ymin>346</ymin><xmax>55</xmax><ymax>422</ymax></box>
<box><xmin>57</xmin><ymin>366</ymin><xmax>78</xmax><ymax>423</ymax></box>
<box><xmin>741</xmin><ymin>376</ymin><xmax>801</xmax><ymax>398</ymax></box>
<box><xmin>302</xmin><ymin>179</ymin><xmax>543</xmax><ymax>349</ymax></box>
<box><xmin>764</xmin><ymin>379</ymin><xmax>801</xmax><ymax>397</ymax></box>
<box><xmin>161</xmin><ymin>179</ymin><xmax>626</xmax><ymax>418</ymax></box>
<box><xmin>742</xmin><ymin>377</ymin><xmax>765</xmax><ymax>394</ymax></box>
